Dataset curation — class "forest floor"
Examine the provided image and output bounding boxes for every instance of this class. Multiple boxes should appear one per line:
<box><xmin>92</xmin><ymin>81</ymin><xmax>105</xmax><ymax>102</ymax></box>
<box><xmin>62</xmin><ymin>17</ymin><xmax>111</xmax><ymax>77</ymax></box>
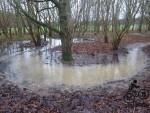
<box><xmin>0</xmin><ymin>33</ymin><xmax>150</xmax><ymax>113</ymax></box>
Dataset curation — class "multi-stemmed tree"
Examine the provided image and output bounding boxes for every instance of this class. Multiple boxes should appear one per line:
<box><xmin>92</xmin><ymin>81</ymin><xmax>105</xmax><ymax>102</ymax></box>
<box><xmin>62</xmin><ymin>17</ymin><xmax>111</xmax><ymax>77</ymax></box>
<box><xmin>111</xmin><ymin>0</ymin><xmax>141</xmax><ymax>50</ymax></box>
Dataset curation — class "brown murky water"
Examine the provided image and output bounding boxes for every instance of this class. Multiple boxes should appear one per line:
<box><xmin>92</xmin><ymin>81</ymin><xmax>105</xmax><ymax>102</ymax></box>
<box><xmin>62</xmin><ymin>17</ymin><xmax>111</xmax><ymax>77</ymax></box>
<box><xmin>0</xmin><ymin>40</ymin><xmax>149</xmax><ymax>91</ymax></box>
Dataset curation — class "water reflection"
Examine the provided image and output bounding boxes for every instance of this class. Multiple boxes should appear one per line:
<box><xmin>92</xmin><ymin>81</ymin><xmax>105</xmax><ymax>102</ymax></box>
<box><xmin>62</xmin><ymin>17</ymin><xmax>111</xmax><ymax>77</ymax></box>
<box><xmin>112</xmin><ymin>53</ymin><xmax>119</xmax><ymax>63</ymax></box>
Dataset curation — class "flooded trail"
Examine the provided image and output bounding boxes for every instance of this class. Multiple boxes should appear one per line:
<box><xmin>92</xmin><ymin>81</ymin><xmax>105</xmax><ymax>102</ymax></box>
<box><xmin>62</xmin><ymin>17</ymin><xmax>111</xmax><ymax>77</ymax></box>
<box><xmin>0</xmin><ymin>39</ymin><xmax>149</xmax><ymax>91</ymax></box>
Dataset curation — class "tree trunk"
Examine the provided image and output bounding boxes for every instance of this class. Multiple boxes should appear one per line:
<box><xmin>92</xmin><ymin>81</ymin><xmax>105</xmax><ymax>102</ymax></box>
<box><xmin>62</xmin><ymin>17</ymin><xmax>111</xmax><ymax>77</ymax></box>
<box><xmin>112</xmin><ymin>37</ymin><xmax>121</xmax><ymax>50</ymax></box>
<box><xmin>48</xmin><ymin>28</ymin><xmax>52</xmax><ymax>37</ymax></box>
<box><xmin>9</xmin><ymin>28</ymin><xmax>12</xmax><ymax>39</ymax></box>
<box><xmin>112</xmin><ymin>53</ymin><xmax>119</xmax><ymax>63</ymax></box>
<box><xmin>28</xmin><ymin>25</ymin><xmax>37</xmax><ymax>46</ymax></box>
<box><xmin>60</xmin><ymin>32</ymin><xmax>72</xmax><ymax>61</ymax></box>
<box><xmin>104</xmin><ymin>35</ymin><xmax>108</xmax><ymax>43</ymax></box>
<box><xmin>43</xmin><ymin>27</ymin><xmax>47</xmax><ymax>41</ymax></box>
<box><xmin>112</xmin><ymin>43</ymin><xmax>119</xmax><ymax>50</ymax></box>
<box><xmin>132</xmin><ymin>23</ymin><xmax>135</xmax><ymax>31</ymax></box>
<box><xmin>36</xmin><ymin>26</ymin><xmax>41</xmax><ymax>46</ymax></box>
<box><xmin>148</xmin><ymin>23</ymin><xmax>150</xmax><ymax>31</ymax></box>
<box><xmin>23</xmin><ymin>27</ymin><xmax>26</xmax><ymax>34</ymax></box>
<box><xmin>36</xmin><ymin>35</ymin><xmax>41</xmax><ymax>46</ymax></box>
<box><xmin>58</xmin><ymin>0</ymin><xmax>73</xmax><ymax>61</ymax></box>
<box><xmin>15</xmin><ymin>27</ymin><xmax>18</xmax><ymax>36</ymax></box>
<box><xmin>138</xmin><ymin>16</ymin><xmax>143</xmax><ymax>32</ymax></box>
<box><xmin>2</xmin><ymin>28</ymin><xmax>8</xmax><ymax>38</ymax></box>
<box><xmin>104</xmin><ymin>25</ymin><xmax>108</xmax><ymax>43</ymax></box>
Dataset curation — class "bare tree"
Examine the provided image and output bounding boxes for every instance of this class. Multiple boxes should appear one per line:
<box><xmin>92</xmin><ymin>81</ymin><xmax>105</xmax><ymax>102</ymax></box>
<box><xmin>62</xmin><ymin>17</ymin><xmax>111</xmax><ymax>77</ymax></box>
<box><xmin>145</xmin><ymin>0</ymin><xmax>150</xmax><ymax>31</ymax></box>
<box><xmin>0</xmin><ymin>0</ymin><xmax>13</xmax><ymax>39</ymax></box>
<box><xmin>138</xmin><ymin>0</ymin><xmax>146</xmax><ymax>32</ymax></box>
<box><xmin>100</xmin><ymin>0</ymin><xmax>112</xmax><ymax>43</ymax></box>
<box><xmin>111</xmin><ymin>0</ymin><xmax>141</xmax><ymax>50</ymax></box>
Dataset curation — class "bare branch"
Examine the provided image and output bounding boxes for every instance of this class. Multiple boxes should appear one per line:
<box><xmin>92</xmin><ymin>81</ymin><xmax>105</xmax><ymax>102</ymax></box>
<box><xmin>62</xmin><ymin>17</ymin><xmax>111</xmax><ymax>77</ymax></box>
<box><xmin>32</xmin><ymin>0</ymin><xmax>60</xmax><ymax>8</ymax></box>
<box><xmin>37</xmin><ymin>6</ymin><xmax>56</xmax><ymax>13</ymax></box>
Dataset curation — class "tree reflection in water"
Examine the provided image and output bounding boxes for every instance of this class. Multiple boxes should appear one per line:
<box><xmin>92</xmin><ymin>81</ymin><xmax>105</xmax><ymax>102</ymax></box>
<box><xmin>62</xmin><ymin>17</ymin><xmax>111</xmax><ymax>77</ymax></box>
<box><xmin>112</xmin><ymin>53</ymin><xmax>119</xmax><ymax>64</ymax></box>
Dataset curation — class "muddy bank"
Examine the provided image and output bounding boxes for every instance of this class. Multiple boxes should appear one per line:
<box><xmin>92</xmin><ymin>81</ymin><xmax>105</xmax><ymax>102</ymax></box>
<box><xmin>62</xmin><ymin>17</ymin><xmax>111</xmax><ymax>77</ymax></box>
<box><xmin>0</xmin><ymin>46</ymin><xmax>150</xmax><ymax>113</ymax></box>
